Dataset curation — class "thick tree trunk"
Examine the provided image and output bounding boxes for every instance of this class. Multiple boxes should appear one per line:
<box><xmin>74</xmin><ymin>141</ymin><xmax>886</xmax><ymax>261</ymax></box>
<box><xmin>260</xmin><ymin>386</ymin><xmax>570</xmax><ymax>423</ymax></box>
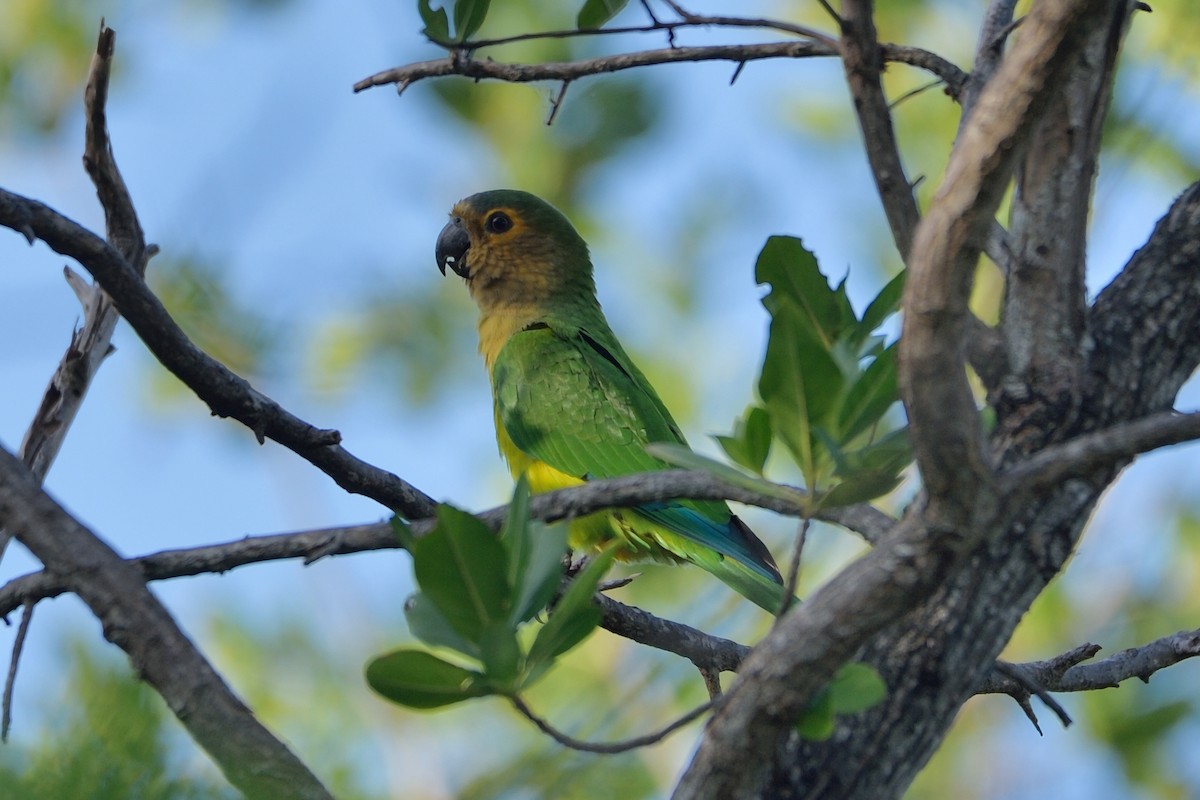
<box><xmin>677</xmin><ymin>2</ymin><xmax>1200</xmax><ymax>797</ymax></box>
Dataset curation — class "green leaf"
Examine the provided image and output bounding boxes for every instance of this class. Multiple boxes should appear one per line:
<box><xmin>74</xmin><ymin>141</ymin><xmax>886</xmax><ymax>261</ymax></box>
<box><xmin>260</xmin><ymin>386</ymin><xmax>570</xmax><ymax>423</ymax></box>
<box><xmin>502</xmin><ymin>476</ymin><xmax>534</xmax><ymax>606</ymax></box>
<box><xmin>817</xmin><ymin>427</ymin><xmax>911</xmax><ymax>507</ymax></box>
<box><xmin>577</xmin><ymin>0</ymin><xmax>629</xmax><ymax>29</ymax></box>
<box><xmin>827</xmin><ymin>663</ymin><xmax>887</xmax><ymax>714</ymax></box>
<box><xmin>479</xmin><ymin>622</ymin><xmax>522</xmax><ymax>689</ymax></box>
<box><xmin>646</xmin><ymin>442</ymin><xmax>807</xmax><ymax>505</ymax></box>
<box><xmin>503</xmin><ymin>478</ymin><xmax>570</xmax><ymax>625</ymax></box>
<box><xmin>412</xmin><ymin>504</ymin><xmax>512</xmax><ymax>642</ymax></box>
<box><xmin>511</xmin><ymin>522</ymin><xmax>569</xmax><ymax>625</ymax></box>
<box><xmin>452</xmin><ymin>0</ymin><xmax>491</xmax><ymax>41</ymax></box>
<box><xmin>366</xmin><ymin>649</ymin><xmax>488</xmax><ymax>709</ymax></box>
<box><xmin>857</xmin><ymin>270</ymin><xmax>905</xmax><ymax>341</ymax></box>
<box><xmin>404</xmin><ymin>592</ymin><xmax>481</xmax><ymax>659</ymax></box>
<box><xmin>759</xmin><ymin>306</ymin><xmax>844</xmax><ymax>488</ymax></box>
<box><xmin>837</xmin><ymin>342</ymin><xmax>899</xmax><ymax>443</ymax></box>
<box><xmin>756</xmin><ymin>236</ymin><xmax>854</xmax><ymax>349</ymax></box>
<box><xmin>793</xmin><ymin>687</ymin><xmax>835</xmax><ymax>741</ymax></box>
<box><xmin>526</xmin><ymin>547</ymin><xmax>616</xmax><ymax>672</ymax></box>
<box><xmin>820</xmin><ymin>470</ymin><xmax>904</xmax><ymax>508</ymax></box>
<box><xmin>417</xmin><ymin>0</ymin><xmax>450</xmax><ymax>41</ymax></box>
<box><xmin>715</xmin><ymin>405</ymin><xmax>773</xmax><ymax>474</ymax></box>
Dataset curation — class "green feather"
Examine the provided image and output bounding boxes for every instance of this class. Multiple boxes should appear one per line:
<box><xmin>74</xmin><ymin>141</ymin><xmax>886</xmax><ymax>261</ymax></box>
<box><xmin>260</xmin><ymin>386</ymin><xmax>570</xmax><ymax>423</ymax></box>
<box><xmin>493</xmin><ymin>323</ymin><xmax>786</xmax><ymax>612</ymax></box>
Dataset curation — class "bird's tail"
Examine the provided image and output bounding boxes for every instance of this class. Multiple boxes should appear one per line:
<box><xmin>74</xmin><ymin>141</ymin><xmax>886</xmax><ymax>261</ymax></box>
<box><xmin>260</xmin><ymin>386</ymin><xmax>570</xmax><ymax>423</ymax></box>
<box><xmin>698</xmin><ymin>550</ymin><xmax>794</xmax><ymax>615</ymax></box>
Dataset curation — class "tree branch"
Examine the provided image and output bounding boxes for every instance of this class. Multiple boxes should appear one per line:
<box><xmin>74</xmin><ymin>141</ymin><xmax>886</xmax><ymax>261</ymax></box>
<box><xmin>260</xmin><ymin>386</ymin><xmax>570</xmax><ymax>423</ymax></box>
<box><xmin>675</xmin><ymin>3</ymin><xmax>1116</xmax><ymax>797</ymax></box>
<box><xmin>353</xmin><ymin>41</ymin><xmax>966</xmax><ymax>99</ymax></box>
<box><xmin>3</xmin><ymin>19</ymin><xmax>156</xmax><ymax>740</ymax></box>
<box><xmin>838</xmin><ymin>0</ymin><xmax>921</xmax><ymax>261</ymax></box>
<box><xmin>980</xmin><ymin>629</ymin><xmax>1200</xmax><ymax>695</ymax></box>
<box><xmin>1088</xmin><ymin>181</ymin><xmax>1200</xmax><ymax>421</ymax></box>
<box><xmin>16</xmin><ymin>22</ymin><xmax>148</xmax><ymax>487</ymax></box>
<box><xmin>0</xmin><ymin>446</ymin><xmax>333</xmax><ymax>800</ymax></box>
<box><xmin>0</xmin><ymin>188</ymin><xmax>436</xmax><ymax>520</ymax></box>
<box><xmin>1002</xmin><ymin>410</ymin><xmax>1200</xmax><ymax>492</ymax></box>
<box><xmin>998</xmin><ymin>2</ymin><xmax>1133</xmax><ymax>451</ymax></box>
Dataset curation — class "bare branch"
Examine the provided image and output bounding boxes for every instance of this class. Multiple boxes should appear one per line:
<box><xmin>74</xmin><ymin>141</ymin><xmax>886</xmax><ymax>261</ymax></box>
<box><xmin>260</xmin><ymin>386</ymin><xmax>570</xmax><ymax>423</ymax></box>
<box><xmin>0</xmin><ymin>188</ymin><xmax>436</xmax><ymax>520</ymax></box>
<box><xmin>0</xmin><ymin>465</ymin><xmax>893</xmax><ymax>615</ymax></box>
<box><xmin>839</xmin><ymin>0</ymin><xmax>921</xmax><ymax>261</ymax></box>
<box><xmin>353</xmin><ymin>41</ymin><xmax>966</xmax><ymax>99</ymax></box>
<box><xmin>10</xmin><ymin>21</ymin><xmax>152</xmax><ymax>538</ymax></box>
<box><xmin>597</xmin><ymin>595</ymin><xmax>750</xmax><ymax>673</ymax></box>
<box><xmin>427</xmin><ymin>10</ymin><xmax>838</xmax><ymax>51</ymax></box>
<box><xmin>980</xmin><ymin>630</ymin><xmax>1200</xmax><ymax>695</ymax></box>
<box><xmin>1002</xmin><ymin>410</ymin><xmax>1200</xmax><ymax>492</ymax></box>
<box><xmin>1</xmin><ymin>603</ymin><xmax>33</xmax><ymax>742</ymax></box>
<box><xmin>1088</xmin><ymin>181</ymin><xmax>1200</xmax><ymax>420</ymax></box>
<box><xmin>4</xmin><ymin>19</ymin><xmax>154</xmax><ymax>741</ymax></box>
<box><xmin>990</xmin><ymin>659</ymin><xmax>1072</xmax><ymax>732</ymax></box>
<box><xmin>0</xmin><ymin>447</ymin><xmax>334</xmax><ymax>800</ymax></box>
<box><xmin>960</xmin><ymin>0</ymin><xmax>1019</xmax><ymax>118</ymax></box>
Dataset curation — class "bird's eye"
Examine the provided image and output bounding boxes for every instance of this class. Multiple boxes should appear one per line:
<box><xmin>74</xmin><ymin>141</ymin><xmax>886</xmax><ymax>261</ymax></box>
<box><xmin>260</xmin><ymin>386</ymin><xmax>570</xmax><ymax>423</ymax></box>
<box><xmin>486</xmin><ymin>212</ymin><xmax>513</xmax><ymax>233</ymax></box>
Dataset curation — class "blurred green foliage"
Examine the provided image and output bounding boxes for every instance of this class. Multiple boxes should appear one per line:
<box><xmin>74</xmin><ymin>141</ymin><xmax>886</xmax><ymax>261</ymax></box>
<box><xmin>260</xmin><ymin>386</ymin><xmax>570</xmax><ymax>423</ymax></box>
<box><xmin>0</xmin><ymin>642</ymin><xmax>235</xmax><ymax>800</ymax></box>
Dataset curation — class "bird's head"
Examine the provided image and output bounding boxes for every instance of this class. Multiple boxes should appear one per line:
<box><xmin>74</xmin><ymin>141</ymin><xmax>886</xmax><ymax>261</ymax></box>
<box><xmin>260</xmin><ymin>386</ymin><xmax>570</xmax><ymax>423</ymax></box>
<box><xmin>436</xmin><ymin>190</ymin><xmax>594</xmax><ymax>309</ymax></box>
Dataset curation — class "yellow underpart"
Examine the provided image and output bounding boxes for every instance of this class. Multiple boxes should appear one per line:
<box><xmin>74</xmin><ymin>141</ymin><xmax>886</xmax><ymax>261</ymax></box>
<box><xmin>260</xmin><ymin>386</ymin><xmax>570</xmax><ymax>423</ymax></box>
<box><xmin>493</xmin><ymin>408</ymin><xmax>682</xmax><ymax>564</ymax></box>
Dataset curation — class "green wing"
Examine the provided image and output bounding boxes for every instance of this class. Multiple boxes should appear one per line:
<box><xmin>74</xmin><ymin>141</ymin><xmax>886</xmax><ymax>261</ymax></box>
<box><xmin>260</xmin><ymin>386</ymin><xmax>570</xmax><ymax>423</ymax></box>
<box><xmin>493</xmin><ymin>323</ymin><xmax>783</xmax><ymax>593</ymax></box>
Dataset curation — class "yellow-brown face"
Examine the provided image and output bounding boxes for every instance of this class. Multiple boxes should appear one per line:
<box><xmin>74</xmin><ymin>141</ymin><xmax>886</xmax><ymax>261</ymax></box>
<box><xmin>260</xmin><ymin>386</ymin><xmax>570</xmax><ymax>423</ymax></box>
<box><xmin>435</xmin><ymin>190</ymin><xmax>591</xmax><ymax>306</ymax></box>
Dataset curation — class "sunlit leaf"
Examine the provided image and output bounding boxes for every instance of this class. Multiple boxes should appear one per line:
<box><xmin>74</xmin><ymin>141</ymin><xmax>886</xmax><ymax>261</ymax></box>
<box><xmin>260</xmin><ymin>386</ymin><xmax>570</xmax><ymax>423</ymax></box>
<box><xmin>759</xmin><ymin>306</ymin><xmax>843</xmax><ymax>487</ymax></box>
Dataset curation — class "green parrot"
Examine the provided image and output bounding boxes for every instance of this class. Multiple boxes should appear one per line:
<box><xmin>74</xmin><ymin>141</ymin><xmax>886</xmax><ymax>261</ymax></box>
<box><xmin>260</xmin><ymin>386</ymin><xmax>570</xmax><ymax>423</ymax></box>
<box><xmin>435</xmin><ymin>189</ymin><xmax>786</xmax><ymax>613</ymax></box>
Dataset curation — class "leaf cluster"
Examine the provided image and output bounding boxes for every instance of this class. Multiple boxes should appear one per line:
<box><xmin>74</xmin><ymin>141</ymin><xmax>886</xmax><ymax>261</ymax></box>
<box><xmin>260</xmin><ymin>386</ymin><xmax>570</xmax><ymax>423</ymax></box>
<box><xmin>367</xmin><ymin>479</ymin><xmax>614</xmax><ymax>709</ymax></box>
<box><xmin>727</xmin><ymin>236</ymin><xmax>910</xmax><ymax>510</ymax></box>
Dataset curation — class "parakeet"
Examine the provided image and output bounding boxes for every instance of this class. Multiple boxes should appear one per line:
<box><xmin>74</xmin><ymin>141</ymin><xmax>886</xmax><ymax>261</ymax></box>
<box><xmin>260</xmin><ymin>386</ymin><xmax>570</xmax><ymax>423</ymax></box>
<box><xmin>435</xmin><ymin>189</ymin><xmax>785</xmax><ymax>613</ymax></box>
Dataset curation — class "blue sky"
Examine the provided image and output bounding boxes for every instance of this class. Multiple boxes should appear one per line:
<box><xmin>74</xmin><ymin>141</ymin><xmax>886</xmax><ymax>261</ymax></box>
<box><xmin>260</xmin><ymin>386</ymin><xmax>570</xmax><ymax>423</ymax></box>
<box><xmin>2</xmin><ymin>0</ymin><xmax>1199</xmax><ymax>796</ymax></box>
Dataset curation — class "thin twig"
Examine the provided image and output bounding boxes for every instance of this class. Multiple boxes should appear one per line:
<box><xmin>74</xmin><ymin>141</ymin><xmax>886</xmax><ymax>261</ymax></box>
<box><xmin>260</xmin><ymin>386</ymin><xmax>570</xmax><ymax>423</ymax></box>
<box><xmin>887</xmin><ymin>78</ymin><xmax>946</xmax><ymax>110</ymax></box>
<box><xmin>509</xmin><ymin>693</ymin><xmax>711</xmax><ymax>754</ymax></box>
<box><xmin>546</xmin><ymin>80</ymin><xmax>571</xmax><ymax>125</ymax></box>
<box><xmin>778</xmin><ymin>517</ymin><xmax>810</xmax><ymax>617</ymax></box>
<box><xmin>1</xmin><ymin>603</ymin><xmax>34</xmax><ymax>742</ymax></box>
<box><xmin>439</xmin><ymin>11</ymin><xmax>838</xmax><ymax>50</ymax></box>
<box><xmin>839</xmin><ymin>0</ymin><xmax>921</xmax><ymax>261</ymax></box>
<box><xmin>992</xmin><ymin>660</ymin><xmax>1072</xmax><ymax>733</ymax></box>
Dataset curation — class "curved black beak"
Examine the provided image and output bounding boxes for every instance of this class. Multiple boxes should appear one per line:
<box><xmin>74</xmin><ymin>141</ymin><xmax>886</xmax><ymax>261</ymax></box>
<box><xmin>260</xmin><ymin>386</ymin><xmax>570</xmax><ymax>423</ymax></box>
<box><xmin>436</xmin><ymin>217</ymin><xmax>471</xmax><ymax>278</ymax></box>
